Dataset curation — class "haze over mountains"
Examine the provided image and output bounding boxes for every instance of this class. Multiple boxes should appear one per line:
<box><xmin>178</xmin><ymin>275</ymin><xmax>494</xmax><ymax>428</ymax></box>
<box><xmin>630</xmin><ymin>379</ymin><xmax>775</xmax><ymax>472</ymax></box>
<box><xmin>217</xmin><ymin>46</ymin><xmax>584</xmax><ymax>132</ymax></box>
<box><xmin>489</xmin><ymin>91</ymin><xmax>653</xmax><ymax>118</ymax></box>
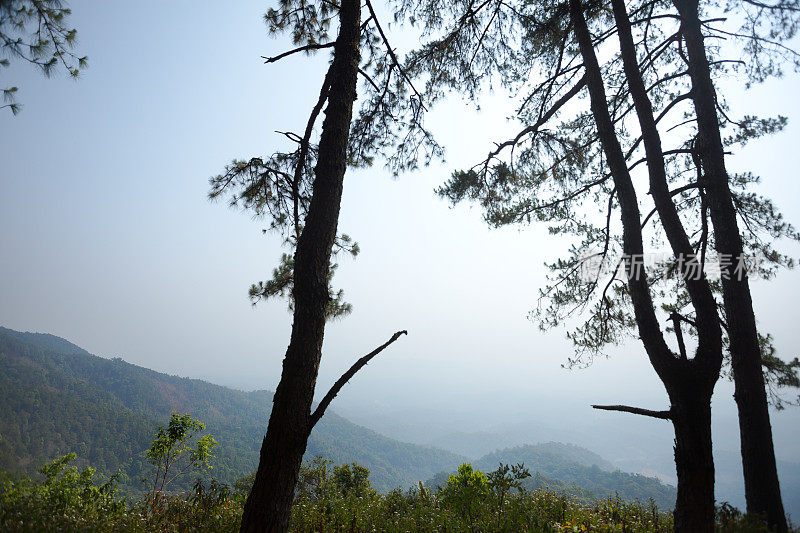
<box><xmin>2</xmin><ymin>325</ymin><xmax>799</xmax><ymax>518</ymax></box>
<box><xmin>3</xmin><ymin>323</ymin><xmax>799</xmax><ymax>519</ymax></box>
<box><xmin>333</xmin><ymin>384</ymin><xmax>800</xmax><ymax>518</ymax></box>
<box><xmin>0</xmin><ymin>327</ymin><xmax>459</xmax><ymax>492</ymax></box>
<box><xmin>1</xmin><ymin>326</ymin><xmax>681</xmax><ymax>508</ymax></box>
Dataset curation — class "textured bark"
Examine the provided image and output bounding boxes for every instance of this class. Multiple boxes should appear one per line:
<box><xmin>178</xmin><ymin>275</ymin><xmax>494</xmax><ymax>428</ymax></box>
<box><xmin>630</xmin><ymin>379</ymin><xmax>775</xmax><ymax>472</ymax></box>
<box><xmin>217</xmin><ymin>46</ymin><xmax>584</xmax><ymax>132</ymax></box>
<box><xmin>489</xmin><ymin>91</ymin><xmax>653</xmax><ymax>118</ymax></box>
<box><xmin>673</xmin><ymin>1</ymin><xmax>787</xmax><ymax>529</ymax></box>
<box><xmin>569</xmin><ymin>1</ymin><xmax>720</xmax><ymax>530</ymax></box>
<box><xmin>238</xmin><ymin>0</ymin><xmax>362</xmax><ymax>530</ymax></box>
<box><xmin>672</xmin><ymin>393</ymin><xmax>716</xmax><ymax>533</ymax></box>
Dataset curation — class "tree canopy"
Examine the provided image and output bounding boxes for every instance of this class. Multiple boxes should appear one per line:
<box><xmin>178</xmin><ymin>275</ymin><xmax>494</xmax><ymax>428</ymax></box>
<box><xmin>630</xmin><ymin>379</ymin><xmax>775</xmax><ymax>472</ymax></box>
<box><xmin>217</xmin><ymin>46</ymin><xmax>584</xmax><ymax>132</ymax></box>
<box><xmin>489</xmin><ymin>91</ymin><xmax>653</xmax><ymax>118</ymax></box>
<box><xmin>0</xmin><ymin>0</ymin><xmax>86</xmax><ymax>114</ymax></box>
<box><xmin>208</xmin><ymin>0</ymin><xmax>443</xmax><ymax>318</ymax></box>
<box><xmin>404</xmin><ymin>0</ymin><xmax>800</xmax><ymax>404</ymax></box>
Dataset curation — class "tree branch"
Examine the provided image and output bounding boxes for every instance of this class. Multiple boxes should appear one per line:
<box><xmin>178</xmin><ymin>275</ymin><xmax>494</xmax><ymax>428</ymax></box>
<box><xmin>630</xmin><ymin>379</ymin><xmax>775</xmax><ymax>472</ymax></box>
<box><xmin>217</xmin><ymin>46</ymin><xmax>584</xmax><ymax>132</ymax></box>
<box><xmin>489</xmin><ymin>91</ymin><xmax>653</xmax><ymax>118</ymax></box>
<box><xmin>640</xmin><ymin>181</ymin><xmax>700</xmax><ymax>228</ymax></box>
<box><xmin>592</xmin><ymin>403</ymin><xmax>672</xmax><ymax>419</ymax></box>
<box><xmin>669</xmin><ymin>311</ymin><xmax>688</xmax><ymax>359</ymax></box>
<box><xmin>262</xmin><ymin>42</ymin><xmax>335</xmax><ymax>64</ymax></box>
<box><xmin>358</xmin><ymin>67</ymin><xmax>382</xmax><ymax>93</ymax></box>
<box><xmin>486</xmin><ymin>75</ymin><xmax>586</xmax><ymax>162</ymax></box>
<box><xmin>704</xmin><ymin>26</ymin><xmax>800</xmax><ymax>58</ymax></box>
<box><xmin>309</xmin><ymin>330</ymin><xmax>408</xmax><ymax>429</ymax></box>
<box><xmin>292</xmin><ymin>64</ymin><xmax>334</xmax><ymax>239</ymax></box>
<box><xmin>364</xmin><ymin>0</ymin><xmax>427</xmax><ymax>109</ymax></box>
<box><xmin>742</xmin><ymin>0</ymin><xmax>800</xmax><ymax>11</ymax></box>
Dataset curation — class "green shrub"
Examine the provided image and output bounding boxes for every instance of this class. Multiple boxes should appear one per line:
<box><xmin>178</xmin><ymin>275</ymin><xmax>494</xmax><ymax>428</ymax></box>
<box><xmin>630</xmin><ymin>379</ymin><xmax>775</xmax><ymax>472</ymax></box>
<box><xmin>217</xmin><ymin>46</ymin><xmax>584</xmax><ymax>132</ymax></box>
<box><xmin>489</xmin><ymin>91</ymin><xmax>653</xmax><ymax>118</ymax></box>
<box><xmin>6</xmin><ymin>454</ymin><xmax>796</xmax><ymax>532</ymax></box>
<box><xmin>141</xmin><ymin>478</ymin><xmax>241</xmax><ymax>532</ymax></box>
<box><xmin>441</xmin><ymin>463</ymin><xmax>491</xmax><ymax>528</ymax></box>
<box><xmin>0</xmin><ymin>453</ymin><xmax>129</xmax><ymax>531</ymax></box>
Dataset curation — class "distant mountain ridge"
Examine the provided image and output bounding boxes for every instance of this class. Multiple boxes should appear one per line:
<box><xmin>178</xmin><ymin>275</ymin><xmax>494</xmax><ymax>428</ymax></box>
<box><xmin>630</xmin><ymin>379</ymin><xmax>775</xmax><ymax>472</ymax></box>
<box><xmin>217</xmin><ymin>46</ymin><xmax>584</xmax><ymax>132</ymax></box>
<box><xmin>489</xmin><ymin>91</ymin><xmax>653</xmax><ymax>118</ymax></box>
<box><xmin>424</xmin><ymin>418</ymin><xmax>800</xmax><ymax>517</ymax></box>
<box><xmin>426</xmin><ymin>442</ymin><xmax>677</xmax><ymax>510</ymax></box>
<box><xmin>0</xmin><ymin>327</ymin><xmax>677</xmax><ymax>507</ymax></box>
<box><xmin>476</xmin><ymin>442</ymin><xmax>614</xmax><ymax>471</ymax></box>
<box><xmin>0</xmin><ymin>327</ymin><xmax>462</xmax><ymax>492</ymax></box>
<box><xmin>0</xmin><ymin>326</ymin><xmax>90</xmax><ymax>357</ymax></box>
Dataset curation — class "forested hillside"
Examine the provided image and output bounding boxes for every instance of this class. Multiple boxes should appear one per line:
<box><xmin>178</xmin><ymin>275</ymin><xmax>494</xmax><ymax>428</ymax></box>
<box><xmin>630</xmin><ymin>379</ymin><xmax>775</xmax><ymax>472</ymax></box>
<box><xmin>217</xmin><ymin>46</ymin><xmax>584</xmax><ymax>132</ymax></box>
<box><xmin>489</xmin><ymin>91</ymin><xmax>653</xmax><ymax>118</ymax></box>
<box><xmin>0</xmin><ymin>327</ymin><xmax>678</xmax><ymax>506</ymax></box>
<box><xmin>477</xmin><ymin>442</ymin><xmax>614</xmax><ymax>471</ymax></box>
<box><xmin>0</xmin><ymin>328</ymin><xmax>462</xmax><ymax>492</ymax></box>
<box><xmin>427</xmin><ymin>443</ymin><xmax>677</xmax><ymax>510</ymax></box>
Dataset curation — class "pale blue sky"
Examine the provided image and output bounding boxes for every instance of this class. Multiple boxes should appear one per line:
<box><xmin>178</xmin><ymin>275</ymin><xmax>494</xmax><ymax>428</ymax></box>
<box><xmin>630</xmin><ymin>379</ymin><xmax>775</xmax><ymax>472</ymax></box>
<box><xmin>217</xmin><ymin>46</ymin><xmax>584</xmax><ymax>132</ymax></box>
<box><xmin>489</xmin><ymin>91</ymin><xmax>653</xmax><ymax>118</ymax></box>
<box><xmin>2</xmin><ymin>0</ymin><xmax>799</xmax><ymax>483</ymax></box>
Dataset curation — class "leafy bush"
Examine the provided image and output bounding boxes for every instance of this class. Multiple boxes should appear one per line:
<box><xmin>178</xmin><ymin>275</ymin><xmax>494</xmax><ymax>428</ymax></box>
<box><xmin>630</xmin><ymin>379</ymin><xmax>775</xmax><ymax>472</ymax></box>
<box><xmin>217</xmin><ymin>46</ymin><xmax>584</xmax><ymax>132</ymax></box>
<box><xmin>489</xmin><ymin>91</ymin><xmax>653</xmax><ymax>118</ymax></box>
<box><xmin>441</xmin><ymin>463</ymin><xmax>491</xmax><ymax>527</ymax></box>
<box><xmin>0</xmin><ymin>453</ymin><xmax>128</xmax><ymax>531</ymax></box>
<box><xmin>144</xmin><ymin>412</ymin><xmax>217</xmax><ymax>502</ymax></box>
<box><xmin>332</xmin><ymin>463</ymin><xmax>372</xmax><ymax>497</ymax></box>
<box><xmin>3</xmin><ymin>454</ymin><xmax>794</xmax><ymax>532</ymax></box>
<box><xmin>141</xmin><ymin>478</ymin><xmax>241</xmax><ymax>532</ymax></box>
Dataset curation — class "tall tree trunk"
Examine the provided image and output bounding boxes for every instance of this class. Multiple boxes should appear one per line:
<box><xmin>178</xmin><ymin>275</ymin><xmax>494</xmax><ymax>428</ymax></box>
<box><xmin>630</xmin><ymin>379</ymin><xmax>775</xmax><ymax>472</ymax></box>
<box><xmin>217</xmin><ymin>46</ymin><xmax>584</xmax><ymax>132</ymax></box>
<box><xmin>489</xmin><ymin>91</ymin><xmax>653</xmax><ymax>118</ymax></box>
<box><xmin>609</xmin><ymin>0</ymin><xmax>719</xmax><ymax>343</ymax></box>
<box><xmin>672</xmin><ymin>389</ymin><xmax>716</xmax><ymax>532</ymax></box>
<box><xmin>673</xmin><ymin>1</ymin><xmax>787</xmax><ymax>529</ymax></box>
<box><xmin>569</xmin><ymin>1</ymin><xmax>719</xmax><ymax>529</ymax></box>
<box><xmin>239</xmin><ymin>0</ymin><xmax>361</xmax><ymax>530</ymax></box>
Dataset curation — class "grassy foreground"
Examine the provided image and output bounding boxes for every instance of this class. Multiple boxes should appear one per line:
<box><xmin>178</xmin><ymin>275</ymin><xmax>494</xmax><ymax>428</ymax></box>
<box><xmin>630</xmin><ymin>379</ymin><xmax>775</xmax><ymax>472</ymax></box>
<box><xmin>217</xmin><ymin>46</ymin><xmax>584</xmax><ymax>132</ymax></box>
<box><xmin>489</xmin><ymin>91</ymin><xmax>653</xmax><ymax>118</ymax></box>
<box><xmin>0</xmin><ymin>455</ymin><xmax>784</xmax><ymax>532</ymax></box>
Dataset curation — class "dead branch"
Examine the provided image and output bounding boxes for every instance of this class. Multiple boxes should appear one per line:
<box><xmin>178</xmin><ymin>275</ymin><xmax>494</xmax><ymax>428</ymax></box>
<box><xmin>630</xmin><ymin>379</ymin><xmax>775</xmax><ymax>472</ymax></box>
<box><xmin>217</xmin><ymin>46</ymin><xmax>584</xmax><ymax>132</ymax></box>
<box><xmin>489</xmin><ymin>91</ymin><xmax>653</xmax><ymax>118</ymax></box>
<box><xmin>592</xmin><ymin>403</ymin><xmax>672</xmax><ymax>419</ymax></box>
<box><xmin>262</xmin><ymin>42</ymin><xmax>336</xmax><ymax>64</ymax></box>
<box><xmin>669</xmin><ymin>311</ymin><xmax>688</xmax><ymax>359</ymax></box>
<box><xmin>309</xmin><ymin>330</ymin><xmax>408</xmax><ymax>429</ymax></box>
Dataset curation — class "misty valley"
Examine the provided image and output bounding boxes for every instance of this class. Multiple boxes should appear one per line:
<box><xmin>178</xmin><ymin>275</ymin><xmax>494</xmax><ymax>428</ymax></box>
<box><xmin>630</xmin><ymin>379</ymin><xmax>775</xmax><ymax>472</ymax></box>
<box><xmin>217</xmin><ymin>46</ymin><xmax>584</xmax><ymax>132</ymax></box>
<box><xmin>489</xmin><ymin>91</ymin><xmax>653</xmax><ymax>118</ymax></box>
<box><xmin>1</xmin><ymin>326</ymin><xmax>798</xmax><ymax>531</ymax></box>
<box><xmin>3</xmin><ymin>0</ymin><xmax>800</xmax><ymax>530</ymax></box>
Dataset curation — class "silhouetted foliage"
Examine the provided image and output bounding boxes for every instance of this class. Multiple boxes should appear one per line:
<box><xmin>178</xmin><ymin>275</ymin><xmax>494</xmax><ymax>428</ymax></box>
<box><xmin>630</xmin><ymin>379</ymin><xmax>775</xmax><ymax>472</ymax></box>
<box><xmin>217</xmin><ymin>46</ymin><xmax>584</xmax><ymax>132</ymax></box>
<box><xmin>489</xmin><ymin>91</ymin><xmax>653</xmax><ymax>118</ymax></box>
<box><xmin>0</xmin><ymin>0</ymin><xmax>87</xmax><ymax>114</ymax></box>
<box><xmin>402</xmin><ymin>0</ymin><xmax>799</xmax><ymax>527</ymax></box>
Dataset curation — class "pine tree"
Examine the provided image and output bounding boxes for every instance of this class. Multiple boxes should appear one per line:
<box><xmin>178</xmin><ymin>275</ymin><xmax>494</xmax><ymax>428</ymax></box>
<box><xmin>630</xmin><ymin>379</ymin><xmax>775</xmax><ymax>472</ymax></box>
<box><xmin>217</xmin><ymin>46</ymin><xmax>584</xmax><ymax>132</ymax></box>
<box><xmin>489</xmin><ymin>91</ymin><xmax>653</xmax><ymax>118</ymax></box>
<box><xmin>0</xmin><ymin>0</ymin><xmax>87</xmax><ymax>114</ymax></box>
<box><xmin>404</xmin><ymin>0</ymin><xmax>799</xmax><ymax>528</ymax></box>
<box><xmin>208</xmin><ymin>0</ymin><xmax>439</xmax><ymax>529</ymax></box>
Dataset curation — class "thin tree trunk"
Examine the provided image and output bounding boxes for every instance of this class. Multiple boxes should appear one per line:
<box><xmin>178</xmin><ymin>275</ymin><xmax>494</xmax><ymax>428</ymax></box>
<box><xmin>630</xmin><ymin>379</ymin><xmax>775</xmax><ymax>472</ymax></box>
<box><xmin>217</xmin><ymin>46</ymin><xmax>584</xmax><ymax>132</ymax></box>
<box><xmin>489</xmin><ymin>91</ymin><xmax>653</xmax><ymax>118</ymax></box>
<box><xmin>673</xmin><ymin>1</ymin><xmax>787</xmax><ymax>529</ymax></box>
<box><xmin>239</xmin><ymin>0</ymin><xmax>362</xmax><ymax>529</ymax></box>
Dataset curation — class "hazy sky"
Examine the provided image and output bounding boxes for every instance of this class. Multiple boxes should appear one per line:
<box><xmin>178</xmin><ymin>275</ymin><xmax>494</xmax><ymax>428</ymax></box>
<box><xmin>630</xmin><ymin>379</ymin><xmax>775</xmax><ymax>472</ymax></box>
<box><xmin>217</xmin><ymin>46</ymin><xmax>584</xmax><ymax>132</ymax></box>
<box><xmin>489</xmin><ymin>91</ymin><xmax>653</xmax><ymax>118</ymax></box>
<box><xmin>2</xmin><ymin>0</ymin><xmax>799</xmax><ymax>465</ymax></box>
